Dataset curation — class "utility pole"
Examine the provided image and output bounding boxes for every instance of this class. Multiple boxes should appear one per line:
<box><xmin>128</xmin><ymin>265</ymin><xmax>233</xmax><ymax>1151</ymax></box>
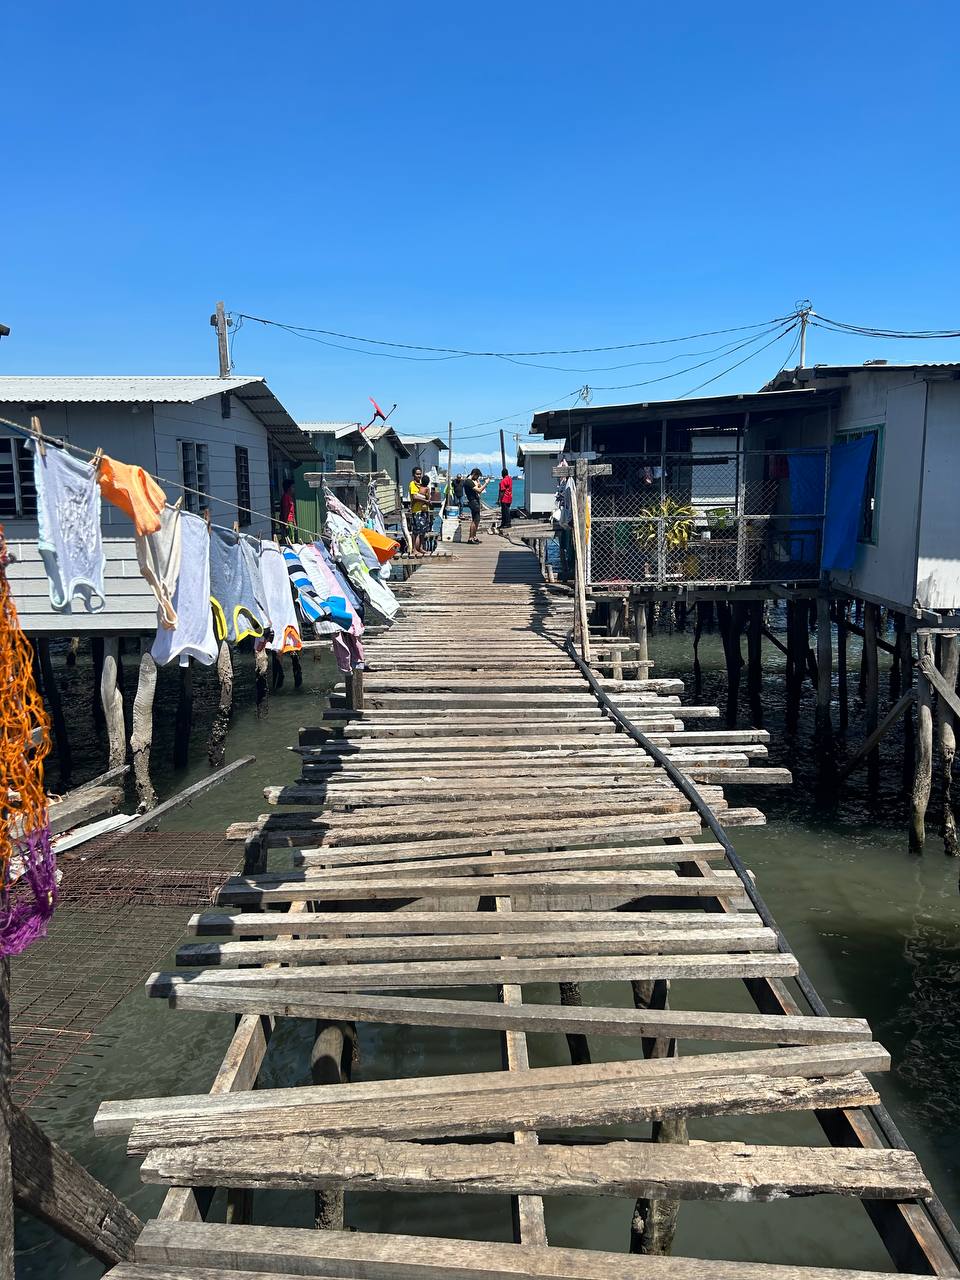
<box><xmin>210</xmin><ymin>301</ymin><xmax>231</xmax><ymax>378</ymax></box>
<box><xmin>446</xmin><ymin>420</ymin><xmax>454</xmax><ymax>508</ymax></box>
<box><xmin>798</xmin><ymin>301</ymin><xmax>813</xmax><ymax>369</ymax></box>
<box><xmin>499</xmin><ymin>428</ymin><xmax>507</xmax><ymax>473</ymax></box>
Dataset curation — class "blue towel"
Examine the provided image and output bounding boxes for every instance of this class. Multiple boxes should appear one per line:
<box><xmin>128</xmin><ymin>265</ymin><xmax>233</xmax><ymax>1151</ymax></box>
<box><xmin>821</xmin><ymin>435</ymin><xmax>876</xmax><ymax>572</ymax></box>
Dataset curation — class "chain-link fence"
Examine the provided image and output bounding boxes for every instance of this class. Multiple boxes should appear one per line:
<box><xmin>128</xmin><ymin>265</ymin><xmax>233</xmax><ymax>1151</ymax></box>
<box><xmin>588</xmin><ymin>449</ymin><xmax>827</xmax><ymax>586</ymax></box>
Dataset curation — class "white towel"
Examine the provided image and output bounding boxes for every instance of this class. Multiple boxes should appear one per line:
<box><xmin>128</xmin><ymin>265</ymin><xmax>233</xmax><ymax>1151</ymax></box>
<box><xmin>137</xmin><ymin>504</ymin><xmax>182</xmax><ymax>629</ymax></box>
<box><xmin>151</xmin><ymin>511</ymin><xmax>217</xmax><ymax>666</ymax></box>
<box><xmin>33</xmin><ymin>444</ymin><xmax>105</xmax><ymax>612</ymax></box>
<box><xmin>259</xmin><ymin>540</ymin><xmax>302</xmax><ymax>653</ymax></box>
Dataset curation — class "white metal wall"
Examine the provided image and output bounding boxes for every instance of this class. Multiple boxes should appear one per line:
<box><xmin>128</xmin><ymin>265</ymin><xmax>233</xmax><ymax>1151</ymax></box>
<box><xmin>523</xmin><ymin>453</ymin><xmax>558</xmax><ymax>515</ymax></box>
<box><xmin>916</xmin><ymin>379</ymin><xmax>960</xmax><ymax>610</ymax></box>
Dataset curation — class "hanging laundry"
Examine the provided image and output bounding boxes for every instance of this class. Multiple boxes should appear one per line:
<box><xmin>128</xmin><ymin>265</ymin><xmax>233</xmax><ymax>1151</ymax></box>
<box><xmin>259</xmin><ymin>540</ymin><xmax>302</xmax><ymax>653</ymax></box>
<box><xmin>300</xmin><ymin>543</ymin><xmax>364</xmax><ymax>634</ymax></box>
<box><xmin>282</xmin><ymin>544</ymin><xmax>339</xmax><ymax>636</ymax></box>
<box><xmin>97</xmin><ymin>455</ymin><xmax>166</xmax><ymax>536</ymax></box>
<box><xmin>332</xmin><ymin>631</ymin><xmax>365</xmax><ymax>675</ymax></box>
<box><xmin>209</xmin><ymin>527</ymin><xmax>268</xmax><ymax>643</ymax></box>
<box><xmin>33</xmin><ymin>444</ymin><xmax>105</xmax><ymax>613</ymax></box>
<box><xmin>292</xmin><ymin>543</ymin><xmax>354</xmax><ymax>632</ymax></box>
<box><xmin>333</xmin><ymin>532</ymin><xmax>400</xmax><ymax>624</ymax></box>
<box><xmin>137</xmin><ymin>503</ymin><xmax>182</xmax><ymax>629</ymax></box>
<box><xmin>151</xmin><ymin>511</ymin><xmax>218</xmax><ymax>666</ymax></box>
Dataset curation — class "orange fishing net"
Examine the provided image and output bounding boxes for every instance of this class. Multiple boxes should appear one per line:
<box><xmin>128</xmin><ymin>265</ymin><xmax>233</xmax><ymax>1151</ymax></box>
<box><xmin>0</xmin><ymin>526</ymin><xmax>56</xmax><ymax>955</ymax></box>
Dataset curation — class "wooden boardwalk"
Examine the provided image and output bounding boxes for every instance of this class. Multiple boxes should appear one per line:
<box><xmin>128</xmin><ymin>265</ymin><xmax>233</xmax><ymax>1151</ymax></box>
<box><xmin>95</xmin><ymin>540</ymin><xmax>957</xmax><ymax>1277</ymax></box>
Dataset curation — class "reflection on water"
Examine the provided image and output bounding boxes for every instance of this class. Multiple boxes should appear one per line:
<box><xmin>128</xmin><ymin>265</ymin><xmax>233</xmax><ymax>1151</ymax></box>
<box><xmin>14</xmin><ymin>619</ymin><xmax>960</xmax><ymax>1274</ymax></box>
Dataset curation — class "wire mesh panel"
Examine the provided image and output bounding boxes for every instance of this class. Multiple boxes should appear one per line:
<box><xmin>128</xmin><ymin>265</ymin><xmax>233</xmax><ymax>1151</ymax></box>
<box><xmin>588</xmin><ymin>450</ymin><xmax>827</xmax><ymax>587</ymax></box>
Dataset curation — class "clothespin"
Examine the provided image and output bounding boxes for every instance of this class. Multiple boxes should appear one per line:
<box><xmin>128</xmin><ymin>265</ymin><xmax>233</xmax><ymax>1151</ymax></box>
<box><xmin>90</xmin><ymin>447</ymin><xmax>104</xmax><ymax>474</ymax></box>
<box><xmin>203</xmin><ymin>508</ymin><xmax>212</xmax><ymax>531</ymax></box>
<box><xmin>232</xmin><ymin>520</ymin><xmax>239</xmax><ymax>533</ymax></box>
<box><xmin>173</xmin><ymin>496</ymin><xmax>183</xmax><ymax>512</ymax></box>
<box><xmin>30</xmin><ymin>415</ymin><xmax>45</xmax><ymax>459</ymax></box>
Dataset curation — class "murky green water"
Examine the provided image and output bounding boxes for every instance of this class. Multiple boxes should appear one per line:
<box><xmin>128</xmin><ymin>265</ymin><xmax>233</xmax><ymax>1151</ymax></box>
<box><xmin>13</xmin><ymin>616</ymin><xmax>960</xmax><ymax>1275</ymax></box>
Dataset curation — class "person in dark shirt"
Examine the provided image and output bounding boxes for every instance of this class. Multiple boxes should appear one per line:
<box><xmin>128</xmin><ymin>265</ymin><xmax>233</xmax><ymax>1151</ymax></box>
<box><xmin>498</xmin><ymin>469</ymin><xmax>513</xmax><ymax>532</ymax></box>
<box><xmin>463</xmin><ymin>468</ymin><xmax>488</xmax><ymax>543</ymax></box>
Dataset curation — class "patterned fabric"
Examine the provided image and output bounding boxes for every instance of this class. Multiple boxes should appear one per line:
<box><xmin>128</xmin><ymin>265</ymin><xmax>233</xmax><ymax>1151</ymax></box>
<box><xmin>282</xmin><ymin>545</ymin><xmax>338</xmax><ymax>635</ymax></box>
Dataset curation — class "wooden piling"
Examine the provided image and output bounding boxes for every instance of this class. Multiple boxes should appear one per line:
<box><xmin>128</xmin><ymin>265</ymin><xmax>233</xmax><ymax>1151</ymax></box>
<box><xmin>836</xmin><ymin>602</ymin><xmax>849</xmax><ymax>733</ymax></box>
<box><xmin>207</xmin><ymin>641</ymin><xmax>234</xmax><ymax>769</ymax></box>
<box><xmin>310</xmin><ymin>1019</ymin><xmax>357</xmax><ymax>1229</ymax></box>
<box><xmin>864</xmin><ymin>605</ymin><xmax>880</xmax><ymax>789</ymax></box>
<box><xmin>34</xmin><ymin>638</ymin><xmax>73</xmax><ymax>788</ymax></box>
<box><xmin>345</xmin><ymin>668</ymin><xmax>365</xmax><ymax>713</ymax></box>
<box><xmin>815</xmin><ymin>595</ymin><xmax>833</xmax><ymax>737</ymax></box>
<box><xmin>255</xmin><ymin>647</ymin><xmax>269</xmax><ymax>719</ymax></box>
<box><xmin>691</xmin><ymin>602</ymin><xmax>705</xmax><ymax>701</ymax></box>
<box><xmin>910</xmin><ymin>633</ymin><xmax>934</xmax><ymax>852</ymax></box>
<box><xmin>937</xmin><ymin>634</ymin><xmax>958</xmax><ymax>857</ymax></box>
<box><xmin>101</xmin><ymin>636</ymin><xmax>126</xmax><ymax>770</ymax></box>
<box><xmin>898</xmin><ymin>619</ymin><xmax>915</xmax><ymax>792</ymax></box>
<box><xmin>715</xmin><ymin>602</ymin><xmax>744</xmax><ymax>729</ymax></box>
<box><xmin>629</xmin><ymin>976</ymin><xmax>687</xmax><ymax>1256</ymax></box>
<box><xmin>173</xmin><ymin>660</ymin><xmax>194</xmax><ymax>771</ymax></box>
<box><xmin>90</xmin><ymin>634</ymin><xmax>106</xmax><ymax>727</ymax></box>
<box><xmin>745</xmin><ymin>602</ymin><xmax>763</xmax><ymax>728</ymax></box>
<box><xmin>634</xmin><ymin>598</ymin><xmax>649</xmax><ymax>665</ymax></box>
<box><xmin>608</xmin><ymin>601</ymin><xmax>624</xmax><ymax>681</ymax></box>
<box><xmin>130</xmin><ymin>641</ymin><xmax>158</xmax><ymax>811</ymax></box>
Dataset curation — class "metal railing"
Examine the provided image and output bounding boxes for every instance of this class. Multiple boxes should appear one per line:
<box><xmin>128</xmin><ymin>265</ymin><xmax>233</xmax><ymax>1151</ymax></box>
<box><xmin>587</xmin><ymin>449</ymin><xmax>828</xmax><ymax>587</ymax></box>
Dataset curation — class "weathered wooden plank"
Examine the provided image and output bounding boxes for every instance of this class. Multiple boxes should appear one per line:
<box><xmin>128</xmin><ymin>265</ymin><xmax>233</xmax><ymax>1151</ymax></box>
<box><xmin>165</xmin><ymin>986</ymin><xmax>873</xmax><ymax>1046</ymax></box>
<box><xmin>118</xmin><ymin>1221</ymin><xmax>942</xmax><ymax>1277</ymax></box>
<box><xmin>189</xmin><ymin>905</ymin><xmax>747</xmax><ymax>936</ymax></box>
<box><xmin>101</xmin><ymin>1043</ymin><xmax>884</xmax><ymax>1140</ymax></box>
<box><xmin>126</xmin><ymin>1069</ymin><xmax>881</xmax><ymax>1153</ymax></box>
<box><xmin>217</xmin><ymin>868</ymin><xmax>736</xmax><ymax>903</ymax></box>
<box><xmin>175</xmin><ymin>925</ymin><xmax>778</xmax><ymax>968</ymax></box>
<box><xmin>139</xmin><ymin>1134</ymin><xmax>930</xmax><ymax>1201</ymax></box>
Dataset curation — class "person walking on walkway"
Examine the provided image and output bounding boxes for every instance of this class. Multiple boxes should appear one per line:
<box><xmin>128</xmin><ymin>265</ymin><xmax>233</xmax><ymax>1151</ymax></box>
<box><xmin>464</xmin><ymin>468</ymin><xmax>488</xmax><ymax>544</ymax></box>
<box><xmin>498</xmin><ymin>469</ymin><xmax>513</xmax><ymax>533</ymax></box>
<box><xmin>408</xmin><ymin>465</ymin><xmax>431</xmax><ymax>557</ymax></box>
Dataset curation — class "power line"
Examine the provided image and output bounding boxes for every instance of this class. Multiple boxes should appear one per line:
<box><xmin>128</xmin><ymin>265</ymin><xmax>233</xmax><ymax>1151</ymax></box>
<box><xmin>589</xmin><ymin>321</ymin><xmax>796</xmax><ymax>392</ymax></box>
<box><xmin>678</xmin><ymin>320</ymin><xmax>800</xmax><ymax>398</ymax></box>
<box><xmin>812</xmin><ymin>313</ymin><xmax>960</xmax><ymax>340</ymax></box>
<box><xmin>230</xmin><ymin>309</ymin><xmax>799</xmax><ymax>359</ymax></box>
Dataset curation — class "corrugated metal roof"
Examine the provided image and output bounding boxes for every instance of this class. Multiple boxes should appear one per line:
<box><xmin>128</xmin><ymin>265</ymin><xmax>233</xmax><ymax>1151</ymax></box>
<box><xmin>299</xmin><ymin>421</ymin><xmax>362</xmax><ymax>434</ymax></box>
<box><xmin>364</xmin><ymin>424</ymin><xmax>410</xmax><ymax>456</ymax></box>
<box><xmin>399</xmin><ymin>435</ymin><xmax>448</xmax><ymax>450</ymax></box>
<box><xmin>517</xmin><ymin>440</ymin><xmax>563</xmax><ymax>458</ymax></box>
<box><xmin>0</xmin><ymin>375</ymin><xmax>264</xmax><ymax>403</ymax></box>
<box><xmin>0</xmin><ymin>375</ymin><xmax>320</xmax><ymax>465</ymax></box>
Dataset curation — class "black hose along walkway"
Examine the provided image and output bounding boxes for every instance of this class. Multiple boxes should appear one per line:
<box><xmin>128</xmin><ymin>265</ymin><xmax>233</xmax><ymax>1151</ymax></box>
<box><xmin>95</xmin><ymin>538</ymin><xmax>956</xmax><ymax>1278</ymax></box>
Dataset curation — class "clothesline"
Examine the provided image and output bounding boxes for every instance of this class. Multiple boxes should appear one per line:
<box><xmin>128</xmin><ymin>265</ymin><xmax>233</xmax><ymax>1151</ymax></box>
<box><xmin>0</xmin><ymin>412</ymin><xmax>346</xmax><ymax>545</ymax></box>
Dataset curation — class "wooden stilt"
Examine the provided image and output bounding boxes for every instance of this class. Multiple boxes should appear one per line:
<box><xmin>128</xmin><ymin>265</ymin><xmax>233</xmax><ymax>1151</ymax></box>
<box><xmin>911</xmin><ymin>633</ymin><xmax>934</xmax><ymax>852</ymax></box>
<box><xmin>34</xmin><ymin>638</ymin><xmax>73</xmax><ymax>789</ymax></box>
<box><xmin>691</xmin><ymin>602</ymin><xmax>705</xmax><ymax>701</ymax></box>
<box><xmin>101</xmin><ymin>636</ymin><xmax>126</xmax><ymax>770</ymax></box>
<box><xmin>91</xmin><ymin>636</ymin><xmax>105</xmax><ymax>729</ymax></box>
<box><xmin>864</xmin><ymin>604</ymin><xmax>880</xmax><ymax>789</ymax></box>
<box><xmin>608</xmin><ymin>601</ymin><xmax>623</xmax><ymax>681</ymax></box>
<box><xmin>557</xmin><ymin>982</ymin><xmax>590</xmax><ymax>1066</ymax></box>
<box><xmin>65</xmin><ymin>636</ymin><xmax>79</xmax><ymax>668</ymax></box>
<box><xmin>629</xmin><ymin>976</ymin><xmax>687</xmax><ymax>1255</ymax></box>
<box><xmin>173</xmin><ymin>660</ymin><xmax>194</xmax><ymax>771</ymax></box>
<box><xmin>255</xmin><ymin>647</ymin><xmax>269</xmax><ymax>719</ymax></box>
<box><xmin>785</xmin><ymin>601</ymin><xmax>800</xmax><ymax>732</ymax></box>
<box><xmin>634</xmin><ymin>598</ymin><xmax>649</xmax><ymax>665</ymax></box>
<box><xmin>271</xmin><ymin>654</ymin><xmax>285</xmax><ymax>691</ymax></box>
<box><xmin>898</xmin><ymin>618</ymin><xmax>915</xmax><ymax>792</ymax></box>
<box><xmin>130</xmin><ymin>641</ymin><xmax>158</xmax><ymax>811</ymax></box>
<box><xmin>716</xmin><ymin>602</ymin><xmax>744</xmax><ymax>729</ymax></box>
<box><xmin>311</xmin><ymin>1019</ymin><xmax>356</xmax><ymax>1229</ymax></box>
<box><xmin>836</xmin><ymin>602</ymin><xmax>849</xmax><ymax>733</ymax></box>
<box><xmin>815</xmin><ymin>595</ymin><xmax>833</xmax><ymax>737</ymax></box>
<box><xmin>936</xmin><ymin>634</ymin><xmax>958</xmax><ymax>857</ymax></box>
<box><xmin>291</xmin><ymin>652</ymin><xmax>304</xmax><ymax>690</ymax></box>
<box><xmin>345</xmin><ymin>668</ymin><xmax>365</xmax><ymax>713</ymax></box>
<box><xmin>745</xmin><ymin>602</ymin><xmax>763</xmax><ymax>727</ymax></box>
<box><xmin>207</xmin><ymin>641</ymin><xmax>234</xmax><ymax>769</ymax></box>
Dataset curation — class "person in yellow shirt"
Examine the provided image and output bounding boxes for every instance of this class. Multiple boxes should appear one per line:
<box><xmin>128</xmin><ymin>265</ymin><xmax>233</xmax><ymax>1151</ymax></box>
<box><xmin>408</xmin><ymin>465</ymin><xmax>431</xmax><ymax>556</ymax></box>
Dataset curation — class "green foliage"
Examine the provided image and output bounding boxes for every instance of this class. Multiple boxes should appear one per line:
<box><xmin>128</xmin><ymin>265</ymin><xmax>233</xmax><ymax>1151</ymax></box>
<box><xmin>636</xmin><ymin>496</ymin><xmax>695</xmax><ymax>550</ymax></box>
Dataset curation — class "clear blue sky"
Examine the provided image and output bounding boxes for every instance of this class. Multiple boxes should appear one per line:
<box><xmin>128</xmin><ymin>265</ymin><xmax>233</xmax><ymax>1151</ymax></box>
<box><xmin>5</xmin><ymin>2</ymin><xmax>959</xmax><ymax>460</ymax></box>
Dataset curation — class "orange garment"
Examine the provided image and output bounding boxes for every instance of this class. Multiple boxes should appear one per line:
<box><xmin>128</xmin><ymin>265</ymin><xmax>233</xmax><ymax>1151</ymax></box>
<box><xmin>360</xmin><ymin>526</ymin><xmax>400</xmax><ymax>564</ymax></box>
<box><xmin>97</xmin><ymin>456</ymin><xmax>166</xmax><ymax>535</ymax></box>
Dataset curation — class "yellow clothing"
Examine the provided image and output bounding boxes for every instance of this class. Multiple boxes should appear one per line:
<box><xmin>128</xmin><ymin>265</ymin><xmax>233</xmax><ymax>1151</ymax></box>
<box><xmin>409</xmin><ymin>479</ymin><xmax>429</xmax><ymax>514</ymax></box>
